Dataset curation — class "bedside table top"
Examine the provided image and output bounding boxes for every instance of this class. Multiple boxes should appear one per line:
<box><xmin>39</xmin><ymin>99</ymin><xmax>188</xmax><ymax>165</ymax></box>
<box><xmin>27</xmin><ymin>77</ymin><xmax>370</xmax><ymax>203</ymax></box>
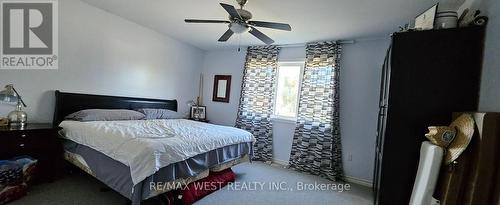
<box><xmin>0</xmin><ymin>123</ymin><xmax>54</xmax><ymax>132</ymax></box>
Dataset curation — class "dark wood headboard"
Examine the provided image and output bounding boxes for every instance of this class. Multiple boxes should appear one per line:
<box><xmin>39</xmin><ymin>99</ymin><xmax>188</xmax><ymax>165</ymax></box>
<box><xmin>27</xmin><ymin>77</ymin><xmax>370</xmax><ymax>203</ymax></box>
<box><xmin>53</xmin><ymin>90</ymin><xmax>178</xmax><ymax>126</ymax></box>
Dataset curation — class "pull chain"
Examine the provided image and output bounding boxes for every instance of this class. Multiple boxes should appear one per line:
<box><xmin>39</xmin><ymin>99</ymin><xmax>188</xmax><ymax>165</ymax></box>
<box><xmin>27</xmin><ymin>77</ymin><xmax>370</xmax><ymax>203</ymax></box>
<box><xmin>237</xmin><ymin>34</ymin><xmax>241</xmax><ymax>52</ymax></box>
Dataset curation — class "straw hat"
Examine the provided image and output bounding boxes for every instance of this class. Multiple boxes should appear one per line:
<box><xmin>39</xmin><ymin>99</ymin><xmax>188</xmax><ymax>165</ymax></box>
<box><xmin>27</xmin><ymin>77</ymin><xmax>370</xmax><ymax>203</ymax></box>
<box><xmin>424</xmin><ymin>114</ymin><xmax>475</xmax><ymax>165</ymax></box>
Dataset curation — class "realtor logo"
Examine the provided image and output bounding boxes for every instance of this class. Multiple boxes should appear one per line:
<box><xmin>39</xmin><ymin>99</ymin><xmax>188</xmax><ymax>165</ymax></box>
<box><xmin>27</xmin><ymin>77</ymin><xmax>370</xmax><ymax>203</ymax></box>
<box><xmin>1</xmin><ymin>0</ymin><xmax>58</xmax><ymax>69</ymax></box>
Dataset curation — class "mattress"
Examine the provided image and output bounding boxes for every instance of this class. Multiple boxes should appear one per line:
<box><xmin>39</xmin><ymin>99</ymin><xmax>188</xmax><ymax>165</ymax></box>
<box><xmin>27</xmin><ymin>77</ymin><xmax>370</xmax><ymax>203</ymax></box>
<box><xmin>58</xmin><ymin>119</ymin><xmax>255</xmax><ymax>205</ymax></box>
<box><xmin>59</xmin><ymin>119</ymin><xmax>255</xmax><ymax>185</ymax></box>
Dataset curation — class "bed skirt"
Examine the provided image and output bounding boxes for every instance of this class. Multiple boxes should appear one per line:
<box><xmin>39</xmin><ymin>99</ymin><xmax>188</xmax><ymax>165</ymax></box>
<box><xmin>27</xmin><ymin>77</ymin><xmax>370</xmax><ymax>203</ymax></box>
<box><xmin>61</xmin><ymin>139</ymin><xmax>253</xmax><ymax>205</ymax></box>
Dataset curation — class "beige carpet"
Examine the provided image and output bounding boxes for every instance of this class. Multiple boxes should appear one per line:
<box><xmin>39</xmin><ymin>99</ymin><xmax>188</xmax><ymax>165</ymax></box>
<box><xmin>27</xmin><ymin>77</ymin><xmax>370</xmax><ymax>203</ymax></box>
<box><xmin>10</xmin><ymin>162</ymin><xmax>372</xmax><ymax>205</ymax></box>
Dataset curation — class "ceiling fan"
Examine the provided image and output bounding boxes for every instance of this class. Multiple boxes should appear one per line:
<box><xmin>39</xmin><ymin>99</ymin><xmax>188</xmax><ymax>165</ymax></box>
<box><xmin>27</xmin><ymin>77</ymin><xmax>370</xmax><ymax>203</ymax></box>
<box><xmin>184</xmin><ymin>0</ymin><xmax>292</xmax><ymax>45</ymax></box>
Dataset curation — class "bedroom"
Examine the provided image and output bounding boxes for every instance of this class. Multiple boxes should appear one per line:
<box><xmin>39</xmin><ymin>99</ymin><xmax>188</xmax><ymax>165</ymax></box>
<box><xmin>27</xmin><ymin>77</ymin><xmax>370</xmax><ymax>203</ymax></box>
<box><xmin>0</xmin><ymin>0</ymin><xmax>498</xmax><ymax>205</ymax></box>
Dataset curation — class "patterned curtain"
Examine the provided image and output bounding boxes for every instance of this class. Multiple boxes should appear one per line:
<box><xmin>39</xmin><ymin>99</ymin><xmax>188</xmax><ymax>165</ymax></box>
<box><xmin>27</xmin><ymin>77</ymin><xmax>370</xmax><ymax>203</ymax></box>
<box><xmin>236</xmin><ymin>46</ymin><xmax>280</xmax><ymax>162</ymax></box>
<box><xmin>289</xmin><ymin>42</ymin><xmax>343</xmax><ymax>181</ymax></box>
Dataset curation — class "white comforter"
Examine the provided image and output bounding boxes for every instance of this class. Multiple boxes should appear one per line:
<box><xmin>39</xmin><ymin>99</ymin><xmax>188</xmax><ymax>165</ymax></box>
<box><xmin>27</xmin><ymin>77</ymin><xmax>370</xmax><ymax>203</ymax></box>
<box><xmin>59</xmin><ymin>119</ymin><xmax>255</xmax><ymax>185</ymax></box>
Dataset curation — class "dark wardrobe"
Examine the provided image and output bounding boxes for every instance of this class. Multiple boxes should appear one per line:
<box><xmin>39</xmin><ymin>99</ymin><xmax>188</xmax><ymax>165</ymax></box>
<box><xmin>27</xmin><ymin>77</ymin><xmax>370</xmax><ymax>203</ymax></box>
<box><xmin>373</xmin><ymin>26</ymin><xmax>486</xmax><ymax>205</ymax></box>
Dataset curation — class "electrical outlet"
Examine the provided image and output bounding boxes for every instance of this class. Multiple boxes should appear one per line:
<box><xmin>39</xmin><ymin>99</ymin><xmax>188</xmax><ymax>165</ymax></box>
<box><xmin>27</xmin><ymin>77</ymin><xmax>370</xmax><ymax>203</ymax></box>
<box><xmin>348</xmin><ymin>154</ymin><xmax>352</xmax><ymax>161</ymax></box>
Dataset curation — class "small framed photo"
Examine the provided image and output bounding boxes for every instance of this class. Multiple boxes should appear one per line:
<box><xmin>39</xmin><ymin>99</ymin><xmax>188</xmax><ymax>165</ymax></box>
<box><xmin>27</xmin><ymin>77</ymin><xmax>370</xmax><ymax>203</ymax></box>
<box><xmin>190</xmin><ymin>106</ymin><xmax>206</xmax><ymax>120</ymax></box>
<box><xmin>415</xmin><ymin>3</ymin><xmax>438</xmax><ymax>30</ymax></box>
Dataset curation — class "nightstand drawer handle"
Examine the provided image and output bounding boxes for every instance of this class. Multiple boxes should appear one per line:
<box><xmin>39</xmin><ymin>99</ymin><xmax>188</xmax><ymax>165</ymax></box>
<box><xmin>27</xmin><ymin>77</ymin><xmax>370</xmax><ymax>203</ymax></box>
<box><xmin>19</xmin><ymin>143</ymin><xmax>25</xmax><ymax>147</ymax></box>
<box><xmin>21</xmin><ymin>134</ymin><xmax>27</xmax><ymax>138</ymax></box>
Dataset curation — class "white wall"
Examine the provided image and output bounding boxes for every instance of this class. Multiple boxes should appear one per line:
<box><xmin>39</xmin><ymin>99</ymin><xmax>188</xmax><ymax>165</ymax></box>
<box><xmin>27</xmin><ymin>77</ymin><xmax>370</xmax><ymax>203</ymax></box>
<box><xmin>201</xmin><ymin>39</ymin><xmax>390</xmax><ymax>183</ymax></box>
<box><xmin>478</xmin><ymin>0</ymin><xmax>500</xmax><ymax>111</ymax></box>
<box><xmin>0</xmin><ymin>0</ymin><xmax>205</xmax><ymax>122</ymax></box>
<box><xmin>340</xmin><ymin>39</ymin><xmax>390</xmax><ymax>182</ymax></box>
<box><xmin>201</xmin><ymin>50</ymin><xmax>247</xmax><ymax>126</ymax></box>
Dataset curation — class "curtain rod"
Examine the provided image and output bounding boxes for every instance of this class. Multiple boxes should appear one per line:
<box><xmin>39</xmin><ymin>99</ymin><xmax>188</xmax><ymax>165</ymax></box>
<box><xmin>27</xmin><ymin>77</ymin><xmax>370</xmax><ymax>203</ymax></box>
<box><xmin>276</xmin><ymin>40</ymin><xmax>355</xmax><ymax>48</ymax></box>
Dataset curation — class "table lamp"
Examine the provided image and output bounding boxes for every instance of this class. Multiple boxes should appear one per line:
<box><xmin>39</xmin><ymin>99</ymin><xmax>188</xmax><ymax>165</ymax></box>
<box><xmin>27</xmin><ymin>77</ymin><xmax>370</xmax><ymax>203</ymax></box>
<box><xmin>0</xmin><ymin>84</ymin><xmax>27</xmax><ymax>127</ymax></box>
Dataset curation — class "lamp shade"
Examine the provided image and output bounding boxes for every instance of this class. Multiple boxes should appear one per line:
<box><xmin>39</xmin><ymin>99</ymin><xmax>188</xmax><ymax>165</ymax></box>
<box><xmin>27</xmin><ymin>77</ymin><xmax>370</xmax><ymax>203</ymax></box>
<box><xmin>0</xmin><ymin>85</ymin><xmax>19</xmax><ymax>104</ymax></box>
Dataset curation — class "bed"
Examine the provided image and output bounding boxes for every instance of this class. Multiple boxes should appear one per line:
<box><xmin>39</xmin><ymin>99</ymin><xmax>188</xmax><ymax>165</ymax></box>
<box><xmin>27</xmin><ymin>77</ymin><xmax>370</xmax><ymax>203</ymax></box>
<box><xmin>53</xmin><ymin>91</ymin><xmax>254</xmax><ymax>205</ymax></box>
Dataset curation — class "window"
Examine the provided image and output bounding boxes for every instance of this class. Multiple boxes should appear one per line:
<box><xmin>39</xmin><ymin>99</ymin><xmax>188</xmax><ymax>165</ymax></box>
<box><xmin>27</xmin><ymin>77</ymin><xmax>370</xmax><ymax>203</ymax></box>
<box><xmin>274</xmin><ymin>62</ymin><xmax>304</xmax><ymax>120</ymax></box>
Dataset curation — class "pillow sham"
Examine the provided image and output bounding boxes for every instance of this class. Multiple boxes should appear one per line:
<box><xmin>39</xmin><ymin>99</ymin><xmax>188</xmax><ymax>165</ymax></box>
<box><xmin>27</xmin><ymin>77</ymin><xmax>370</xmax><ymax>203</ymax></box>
<box><xmin>136</xmin><ymin>108</ymin><xmax>185</xmax><ymax>120</ymax></box>
<box><xmin>65</xmin><ymin>109</ymin><xmax>146</xmax><ymax>122</ymax></box>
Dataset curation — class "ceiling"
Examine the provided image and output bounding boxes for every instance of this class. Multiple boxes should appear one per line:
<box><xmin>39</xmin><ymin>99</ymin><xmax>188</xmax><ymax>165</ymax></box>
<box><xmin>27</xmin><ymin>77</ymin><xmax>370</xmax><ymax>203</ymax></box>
<box><xmin>81</xmin><ymin>0</ymin><xmax>443</xmax><ymax>51</ymax></box>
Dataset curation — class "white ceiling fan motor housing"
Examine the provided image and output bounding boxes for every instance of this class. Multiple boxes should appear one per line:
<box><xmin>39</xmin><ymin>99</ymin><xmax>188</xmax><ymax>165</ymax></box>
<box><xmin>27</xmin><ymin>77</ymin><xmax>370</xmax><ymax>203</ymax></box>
<box><xmin>236</xmin><ymin>9</ymin><xmax>252</xmax><ymax>20</ymax></box>
<box><xmin>229</xmin><ymin>22</ymin><xmax>250</xmax><ymax>34</ymax></box>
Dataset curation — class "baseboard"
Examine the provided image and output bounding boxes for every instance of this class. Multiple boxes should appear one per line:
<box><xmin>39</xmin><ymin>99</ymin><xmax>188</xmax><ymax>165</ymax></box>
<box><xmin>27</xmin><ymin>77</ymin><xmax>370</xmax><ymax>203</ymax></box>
<box><xmin>270</xmin><ymin>158</ymin><xmax>372</xmax><ymax>188</ymax></box>
<box><xmin>344</xmin><ymin>175</ymin><xmax>373</xmax><ymax>188</ymax></box>
<box><xmin>271</xmin><ymin>159</ymin><xmax>289</xmax><ymax>166</ymax></box>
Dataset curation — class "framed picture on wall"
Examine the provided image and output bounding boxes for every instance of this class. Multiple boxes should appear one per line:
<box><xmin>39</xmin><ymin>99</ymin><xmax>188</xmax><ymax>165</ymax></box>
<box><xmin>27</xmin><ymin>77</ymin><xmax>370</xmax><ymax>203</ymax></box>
<box><xmin>190</xmin><ymin>106</ymin><xmax>206</xmax><ymax>120</ymax></box>
<box><xmin>414</xmin><ymin>3</ymin><xmax>438</xmax><ymax>30</ymax></box>
<box><xmin>212</xmin><ymin>75</ymin><xmax>231</xmax><ymax>103</ymax></box>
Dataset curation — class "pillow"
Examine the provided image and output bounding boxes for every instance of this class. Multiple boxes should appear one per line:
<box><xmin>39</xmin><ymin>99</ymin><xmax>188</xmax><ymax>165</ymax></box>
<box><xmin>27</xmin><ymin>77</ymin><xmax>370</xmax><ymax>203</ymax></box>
<box><xmin>65</xmin><ymin>109</ymin><xmax>145</xmax><ymax>122</ymax></box>
<box><xmin>136</xmin><ymin>108</ymin><xmax>185</xmax><ymax>120</ymax></box>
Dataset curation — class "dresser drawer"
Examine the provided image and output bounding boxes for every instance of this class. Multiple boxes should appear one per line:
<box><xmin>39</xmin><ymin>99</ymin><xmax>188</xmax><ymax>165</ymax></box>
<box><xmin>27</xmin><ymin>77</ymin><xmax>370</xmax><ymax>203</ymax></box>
<box><xmin>0</xmin><ymin>130</ymin><xmax>58</xmax><ymax>158</ymax></box>
<box><xmin>0</xmin><ymin>124</ymin><xmax>62</xmax><ymax>183</ymax></box>
<box><xmin>10</xmin><ymin>129</ymin><xmax>53</xmax><ymax>138</ymax></box>
<box><xmin>0</xmin><ymin>132</ymin><xmax>19</xmax><ymax>157</ymax></box>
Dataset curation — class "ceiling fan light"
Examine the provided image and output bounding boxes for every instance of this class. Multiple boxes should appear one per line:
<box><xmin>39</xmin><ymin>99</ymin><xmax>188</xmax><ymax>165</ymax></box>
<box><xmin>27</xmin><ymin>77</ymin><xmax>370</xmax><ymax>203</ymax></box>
<box><xmin>229</xmin><ymin>23</ymin><xmax>249</xmax><ymax>34</ymax></box>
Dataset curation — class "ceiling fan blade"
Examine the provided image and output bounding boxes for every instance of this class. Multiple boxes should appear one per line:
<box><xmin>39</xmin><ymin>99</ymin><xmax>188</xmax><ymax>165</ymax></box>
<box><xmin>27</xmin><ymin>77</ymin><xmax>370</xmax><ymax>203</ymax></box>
<box><xmin>218</xmin><ymin>29</ymin><xmax>234</xmax><ymax>42</ymax></box>
<box><xmin>185</xmin><ymin>19</ymin><xmax>230</xmax><ymax>24</ymax></box>
<box><xmin>248</xmin><ymin>21</ymin><xmax>292</xmax><ymax>31</ymax></box>
<box><xmin>220</xmin><ymin>3</ymin><xmax>242</xmax><ymax>19</ymax></box>
<box><xmin>249</xmin><ymin>27</ymin><xmax>275</xmax><ymax>45</ymax></box>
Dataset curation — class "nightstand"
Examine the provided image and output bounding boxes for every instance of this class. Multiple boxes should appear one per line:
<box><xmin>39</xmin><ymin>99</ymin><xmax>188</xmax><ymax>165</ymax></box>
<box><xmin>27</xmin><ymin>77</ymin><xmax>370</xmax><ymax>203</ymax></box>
<box><xmin>0</xmin><ymin>123</ymin><xmax>63</xmax><ymax>183</ymax></box>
